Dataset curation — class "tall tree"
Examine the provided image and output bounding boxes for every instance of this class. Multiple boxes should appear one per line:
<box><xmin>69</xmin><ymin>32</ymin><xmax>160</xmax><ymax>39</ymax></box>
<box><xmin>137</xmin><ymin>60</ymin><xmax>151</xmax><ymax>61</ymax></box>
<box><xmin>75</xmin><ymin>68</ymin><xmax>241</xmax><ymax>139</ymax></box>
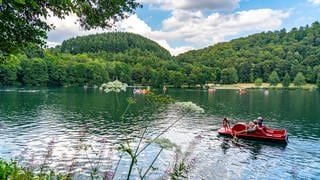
<box><xmin>0</xmin><ymin>0</ymin><xmax>141</xmax><ymax>56</ymax></box>
<box><xmin>282</xmin><ymin>73</ymin><xmax>291</xmax><ymax>88</ymax></box>
<box><xmin>317</xmin><ymin>73</ymin><xmax>320</xmax><ymax>90</ymax></box>
<box><xmin>293</xmin><ymin>72</ymin><xmax>306</xmax><ymax>87</ymax></box>
<box><xmin>268</xmin><ymin>71</ymin><xmax>280</xmax><ymax>86</ymax></box>
<box><xmin>221</xmin><ymin>67</ymin><xmax>238</xmax><ymax>84</ymax></box>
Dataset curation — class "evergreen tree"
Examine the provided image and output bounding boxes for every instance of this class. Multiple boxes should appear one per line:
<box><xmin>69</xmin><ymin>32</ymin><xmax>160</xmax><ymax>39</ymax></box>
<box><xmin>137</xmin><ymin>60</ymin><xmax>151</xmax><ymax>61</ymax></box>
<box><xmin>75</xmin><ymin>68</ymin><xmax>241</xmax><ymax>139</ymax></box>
<box><xmin>282</xmin><ymin>73</ymin><xmax>291</xmax><ymax>88</ymax></box>
<box><xmin>268</xmin><ymin>71</ymin><xmax>280</xmax><ymax>86</ymax></box>
<box><xmin>293</xmin><ymin>72</ymin><xmax>306</xmax><ymax>87</ymax></box>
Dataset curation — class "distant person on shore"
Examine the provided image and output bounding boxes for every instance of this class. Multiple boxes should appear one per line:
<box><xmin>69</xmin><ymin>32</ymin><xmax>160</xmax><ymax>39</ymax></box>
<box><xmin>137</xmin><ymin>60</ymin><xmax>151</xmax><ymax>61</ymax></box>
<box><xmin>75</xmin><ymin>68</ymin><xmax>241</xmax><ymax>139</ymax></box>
<box><xmin>223</xmin><ymin>117</ymin><xmax>231</xmax><ymax>130</ymax></box>
<box><xmin>163</xmin><ymin>85</ymin><xmax>167</xmax><ymax>94</ymax></box>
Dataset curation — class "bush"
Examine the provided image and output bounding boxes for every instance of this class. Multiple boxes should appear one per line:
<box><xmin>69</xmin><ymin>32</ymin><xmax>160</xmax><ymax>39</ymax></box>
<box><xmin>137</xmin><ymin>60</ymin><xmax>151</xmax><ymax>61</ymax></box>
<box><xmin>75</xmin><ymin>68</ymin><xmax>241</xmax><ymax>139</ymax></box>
<box><xmin>221</xmin><ymin>67</ymin><xmax>238</xmax><ymax>84</ymax></box>
<box><xmin>293</xmin><ymin>72</ymin><xmax>306</xmax><ymax>87</ymax></box>
<box><xmin>268</xmin><ymin>71</ymin><xmax>280</xmax><ymax>86</ymax></box>
<box><xmin>254</xmin><ymin>78</ymin><xmax>263</xmax><ymax>87</ymax></box>
<box><xmin>0</xmin><ymin>159</ymin><xmax>65</xmax><ymax>179</ymax></box>
<box><xmin>21</xmin><ymin>57</ymin><xmax>48</xmax><ymax>86</ymax></box>
<box><xmin>282</xmin><ymin>73</ymin><xmax>291</xmax><ymax>88</ymax></box>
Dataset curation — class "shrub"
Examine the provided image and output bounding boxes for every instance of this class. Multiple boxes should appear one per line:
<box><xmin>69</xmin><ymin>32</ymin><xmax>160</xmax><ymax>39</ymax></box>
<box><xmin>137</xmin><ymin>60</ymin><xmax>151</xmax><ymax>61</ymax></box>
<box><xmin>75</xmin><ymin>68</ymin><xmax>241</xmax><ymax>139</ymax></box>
<box><xmin>268</xmin><ymin>71</ymin><xmax>280</xmax><ymax>86</ymax></box>
<box><xmin>254</xmin><ymin>78</ymin><xmax>263</xmax><ymax>87</ymax></box>
<box><xmin>282</xmin><ymin>73</ymin><xmax>291</xmax><ymax>88</ymax></box>
<box><xmin>293</xmin><ymin>72</ymin><xmax>306</xmax><ymax>87</ymax></box>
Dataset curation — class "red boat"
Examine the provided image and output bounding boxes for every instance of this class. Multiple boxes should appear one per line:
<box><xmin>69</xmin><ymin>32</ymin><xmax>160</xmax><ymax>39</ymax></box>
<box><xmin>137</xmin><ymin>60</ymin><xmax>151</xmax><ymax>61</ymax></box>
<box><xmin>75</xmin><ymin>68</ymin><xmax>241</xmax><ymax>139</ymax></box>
<box><xmin>218</xmin><ymin>123</ymin><xmax>288</xmax><ymax>144</ymax></box>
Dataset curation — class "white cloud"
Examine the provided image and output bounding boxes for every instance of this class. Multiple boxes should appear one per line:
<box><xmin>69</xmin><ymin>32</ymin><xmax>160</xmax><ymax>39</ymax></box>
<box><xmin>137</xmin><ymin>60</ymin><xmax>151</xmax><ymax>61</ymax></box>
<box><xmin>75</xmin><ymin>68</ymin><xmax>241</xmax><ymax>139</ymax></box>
<box><xmin>308</xmin><ymin>0</ymin><xmax>320</xmax><ymax>5</ymax></box>
<box><xmin>140</xmin><ymin>0</ymin><xmax>239</xmax><ymax>11</ymax></box>
<box><xmin>46</xmin><ymin>8</ymin><xmax>289</xmax><ymax>55</ymax></box>
<box><xmin>46</xmin><ymin>14</ymin><xmax>105</xmax><ymax>44</ymax></box>
<box><xmin>152</xmin><ymin>9</ymin><xmax>289</xmax><ymax>49</ymax></box>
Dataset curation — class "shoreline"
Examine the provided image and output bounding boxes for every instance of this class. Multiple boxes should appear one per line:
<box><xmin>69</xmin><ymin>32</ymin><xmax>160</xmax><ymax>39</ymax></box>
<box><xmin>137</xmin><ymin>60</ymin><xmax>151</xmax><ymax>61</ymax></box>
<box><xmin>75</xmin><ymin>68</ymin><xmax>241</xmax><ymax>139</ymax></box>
<box><xmin>0</xmin><ymin>83</ymin><xmax>317</xmax><ymax>91</ymax></box>
<box><xmin>206</xmin><ymin>83</ymin><xmax>317</xmax><ymax>90</ymax></box>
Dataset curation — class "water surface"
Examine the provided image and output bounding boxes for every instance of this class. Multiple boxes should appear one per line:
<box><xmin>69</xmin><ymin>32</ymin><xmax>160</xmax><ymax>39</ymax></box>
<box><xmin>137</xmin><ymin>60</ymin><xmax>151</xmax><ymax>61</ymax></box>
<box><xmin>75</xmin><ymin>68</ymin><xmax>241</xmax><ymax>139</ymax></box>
<box><xmin>0</xmin><ymin>88</ymin><xmax>319</xmax><ymax>179</ymax></box>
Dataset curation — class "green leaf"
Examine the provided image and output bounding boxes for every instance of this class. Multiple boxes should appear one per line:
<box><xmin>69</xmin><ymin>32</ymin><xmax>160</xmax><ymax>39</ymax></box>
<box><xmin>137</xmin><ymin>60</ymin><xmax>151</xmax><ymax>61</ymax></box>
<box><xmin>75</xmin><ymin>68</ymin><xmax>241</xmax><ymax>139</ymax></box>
<box><xmin>15</xmin><ymin>0</ymin><xmax>25</xmax><ymax>4</ymax></box>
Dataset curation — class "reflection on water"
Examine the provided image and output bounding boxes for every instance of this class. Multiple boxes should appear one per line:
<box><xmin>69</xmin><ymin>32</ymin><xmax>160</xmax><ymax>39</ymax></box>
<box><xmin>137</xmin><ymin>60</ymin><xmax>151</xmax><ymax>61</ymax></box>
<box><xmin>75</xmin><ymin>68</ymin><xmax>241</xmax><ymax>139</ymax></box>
<box><xmin>0</xmin><ymin>88</ymin><xmax>320</xmax><ymax>179</ymax></box>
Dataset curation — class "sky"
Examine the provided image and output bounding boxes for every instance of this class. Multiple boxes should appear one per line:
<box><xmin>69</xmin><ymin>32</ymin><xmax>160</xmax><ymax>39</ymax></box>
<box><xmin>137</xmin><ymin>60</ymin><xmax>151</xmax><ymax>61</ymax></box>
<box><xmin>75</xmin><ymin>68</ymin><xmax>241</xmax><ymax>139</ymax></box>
<box><xmin>47</xmin><ymin>0</ymin><xmax>320</xmax><ymax>56</ymax></box>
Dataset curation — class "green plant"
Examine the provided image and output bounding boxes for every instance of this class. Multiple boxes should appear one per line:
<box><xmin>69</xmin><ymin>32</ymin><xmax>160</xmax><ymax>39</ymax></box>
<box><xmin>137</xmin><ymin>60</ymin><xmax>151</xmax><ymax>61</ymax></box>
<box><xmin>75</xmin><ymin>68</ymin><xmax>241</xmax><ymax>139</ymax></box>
<box><xmin>0</xmin><ymin>159</ymin><xmax>67</xmax><ymax>180</ymax></box>
<box><xmin>282</xmin><ymin>73</ymin><xmax>291</xmax><ymax>88</ymax></box>
<box><xmin>254</xmin><ymin>78</ymin><xmax>263</xmax><ymax>87</ymax></box>
<box><xmin>268</xmin><ymin>71</ymin><xmax>280</xmax><ymax>86</ymax></box>
<box><xmin>317</xmin><ymin>73</ymin><xmax>320</xmax><ymax>90</ymax></box>
<box><xmin>293</xmin><ymin>72</ymin><xmax>306</xmax><ymax>87</ymax></box>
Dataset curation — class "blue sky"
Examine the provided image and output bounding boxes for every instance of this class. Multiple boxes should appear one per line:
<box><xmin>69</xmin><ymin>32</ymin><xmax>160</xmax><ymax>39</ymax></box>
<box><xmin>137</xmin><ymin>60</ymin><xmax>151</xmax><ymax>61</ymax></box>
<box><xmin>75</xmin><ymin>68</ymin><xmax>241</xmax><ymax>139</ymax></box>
<box><xmin>47</xmin><ymin>0</ymin><xmax>320</xmax><ymax>55</ymax></box>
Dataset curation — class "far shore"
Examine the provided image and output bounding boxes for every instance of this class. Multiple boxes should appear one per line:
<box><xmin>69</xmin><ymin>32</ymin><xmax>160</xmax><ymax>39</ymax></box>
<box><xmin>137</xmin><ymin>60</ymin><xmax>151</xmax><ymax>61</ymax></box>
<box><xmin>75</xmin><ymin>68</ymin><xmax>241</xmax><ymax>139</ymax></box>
<box><xmin>0</xmin><ymin>83</ymin><xmax>317</xmax><ymax>91</ymax></box>
<box><xmin>206</xmin><ymin>83</ymin><xmax>317</xmax><ymax>90</ymax></box>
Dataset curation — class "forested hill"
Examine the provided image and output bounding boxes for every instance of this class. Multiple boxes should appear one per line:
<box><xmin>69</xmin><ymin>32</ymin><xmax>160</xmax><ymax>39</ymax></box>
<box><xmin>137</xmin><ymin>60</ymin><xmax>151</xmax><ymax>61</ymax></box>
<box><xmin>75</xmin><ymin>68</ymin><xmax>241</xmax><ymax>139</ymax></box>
<box><xmin>60</xmin><ymin>32</ymin><xmax>171</xmax><ymax>59</ymax></box>
<box><xmin>177</xmin><ymin>21</ymin><xmax>320</xmax><ymax>84</ymax></box>
<box><xmin>1</xmin><ymin>22</ymin><xmax>320</xmax><ymax>88</ymax></box>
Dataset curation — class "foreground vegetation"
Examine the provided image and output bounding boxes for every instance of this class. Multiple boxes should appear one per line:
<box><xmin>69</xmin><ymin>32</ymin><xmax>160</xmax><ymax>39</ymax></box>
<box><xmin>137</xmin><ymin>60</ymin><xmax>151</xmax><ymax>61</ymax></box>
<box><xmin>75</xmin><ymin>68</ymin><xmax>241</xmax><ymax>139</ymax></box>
<box><xmin>0</xmin><ymin>159</ymin><xmax>66</xmax><ymax>180</ymax></box>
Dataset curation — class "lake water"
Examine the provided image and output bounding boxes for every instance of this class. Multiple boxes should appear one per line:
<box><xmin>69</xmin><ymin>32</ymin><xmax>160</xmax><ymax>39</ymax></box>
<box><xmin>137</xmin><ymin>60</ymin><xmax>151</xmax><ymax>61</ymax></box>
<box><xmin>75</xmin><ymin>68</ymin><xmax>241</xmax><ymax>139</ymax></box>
<box><xmin>0</xmin><ymin>88</ymin><xmax>319</xmax><ymax>179</ymax></box>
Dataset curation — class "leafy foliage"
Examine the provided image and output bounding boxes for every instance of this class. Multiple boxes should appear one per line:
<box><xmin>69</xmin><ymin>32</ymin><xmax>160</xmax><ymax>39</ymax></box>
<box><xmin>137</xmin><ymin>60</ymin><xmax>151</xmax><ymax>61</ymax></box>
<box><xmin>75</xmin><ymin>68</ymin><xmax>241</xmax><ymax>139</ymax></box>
<box><xmin>293</xmin><ymin>72</ymin><xmax>306</xmax><ymax>87</ymax></box>
<box><xmin>0</xmin><ymin>159</ymin><xmax>67</xmax><ymax>180</ymax></box>
<box><xmin>268</xmin><ymin>71</ymin><xmax>280</xmax><ymax>86</ymax></box>
<box><xmin>254</xmin><ymin>78</ymin><xmax>263</xmax><ymax>87</ymax></box>
<box><xmin>177</xmin><ymin>21</ymin><xmax>320</xmax><ymax>85</ymax></box>
<box><xmin>61</xmin><ymin>32</ymin><xmax>171</xmax><ymax>59</ymax></box>
<box><xmin>0</xmin><ymin>0</ymin><xmax>140</xmax><ymax>56</ymax></box>
<box><xmin>282</xmin><ymin>73</ymin><xmax>291</xmax><ymax>88</ymax></box>
<box><xmin>2</xmin><ymin>22</ymin><xmax>320</xmax><ymax>87</ymax></box>
<box><xmin>317</xmin><ymin>74</ymin><xmax>320</xmax><ymax>90</ymax></box>
<box><xmin>221</xmin><ymin>67</ymin><xmax>238</xmax><ymax>84</ymax></box>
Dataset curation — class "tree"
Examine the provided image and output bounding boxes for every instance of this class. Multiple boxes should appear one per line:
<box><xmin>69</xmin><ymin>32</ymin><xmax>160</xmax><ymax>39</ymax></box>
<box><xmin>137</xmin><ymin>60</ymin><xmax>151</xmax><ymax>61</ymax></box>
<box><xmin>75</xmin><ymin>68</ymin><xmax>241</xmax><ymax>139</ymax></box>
<box><xmin>282</xmin><ymin>73</ymin><xmax>291</xmax><ymax>88</ymax></box>
<box><xmin>221</xmin><ymin>68</ymin><xmax>238</xmax><ymax>84</ymax></box>
<box><xmin>254</xmin><ymin>78</ymin><xmax>263</xmax><ymax>87</ymax></box>
<box><xmin>238</xmin><ymin>62</ymin><xmax>252</xmax><ymax>82</ymax></box>
<box><xmin>0</xmin><ymin>55</ymin><xmax>19</xmax><ymax>85</ymax></box>
<box><xmin>168</xmin><ymin>71</ymin><xmax>184</xmax><ymax>88</ymax></box>
<box><xmin>293</xmin><ymin>72</ymin><xmax>306</xmax><ymax>87</ymax></box>
<box><xmin>268</xmin><ymin>71</ymin><xmax>280</xmax><ymax>86</ymax></box>
<box><xmin>0</xmin><ymin>0</ymin><xmax>141</xmax><ymax>56</ymax></box>
<box><xmin>21</xmin><ymin>57</ymin><xmax>48</xmax><ymax>86</ymax></box>
<box><xmin>317</xmin><ymin>73</ymin><xmax>320</xmax><ymax>90</ymax></box>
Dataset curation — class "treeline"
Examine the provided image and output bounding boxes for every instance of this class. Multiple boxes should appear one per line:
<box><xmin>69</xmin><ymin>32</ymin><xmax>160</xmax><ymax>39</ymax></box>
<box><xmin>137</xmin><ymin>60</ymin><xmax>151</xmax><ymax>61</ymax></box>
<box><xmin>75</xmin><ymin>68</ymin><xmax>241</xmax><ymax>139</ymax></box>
<box><xmin>0</xmin><ymin>53</ymin><xmax>108</xmax><ymax>86</ymax></box>
<box><xmin>1</xmin><ymin>23</ymin><xmax>320</xmax><ymax>87</ymax></box>
<box><xmin>177</xmin><ymin>21</ymin><xmax>320</xmax><ymax>85</ymax></box>
<box><xmin>0</xmin><ymin>48</ymin><xmax>181</xmax><ymax>87</ymax></box>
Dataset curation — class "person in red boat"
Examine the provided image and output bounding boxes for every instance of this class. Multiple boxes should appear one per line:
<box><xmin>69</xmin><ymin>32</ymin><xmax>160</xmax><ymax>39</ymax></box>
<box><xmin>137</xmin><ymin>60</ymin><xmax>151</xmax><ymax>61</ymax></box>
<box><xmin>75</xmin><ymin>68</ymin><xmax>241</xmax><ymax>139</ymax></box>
<box><xmin>246</xmin><ymin>121</ymin><xmax>258</xmax><ymax>133</ymax></box>
<box><xmin>223</xmin><ymin>117</ymin><xmax>230</xmax><ymax>130</ymax></box>
<box><xmin>256</xmin><ymin>116</ymin><xmax>264</xmax><ymax>127</ymax></box>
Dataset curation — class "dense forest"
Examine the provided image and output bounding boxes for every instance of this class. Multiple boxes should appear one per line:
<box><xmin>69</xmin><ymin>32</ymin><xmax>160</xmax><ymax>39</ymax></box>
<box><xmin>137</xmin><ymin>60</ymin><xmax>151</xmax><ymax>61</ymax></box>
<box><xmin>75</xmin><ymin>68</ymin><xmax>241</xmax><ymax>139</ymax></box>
<box><xmin>1</xmin><ymin>23</ymin><xmax>320</xmax><ymax>88</ymax></box>
<box><xmin>177</xmin><ymin>21</ymin><xmax>320</xmax><ymax>85</ymax></box>
<box><xmin>61</xmin><ymin>32</ymin><xmax>171</xmax><ymax>59</ymax></box>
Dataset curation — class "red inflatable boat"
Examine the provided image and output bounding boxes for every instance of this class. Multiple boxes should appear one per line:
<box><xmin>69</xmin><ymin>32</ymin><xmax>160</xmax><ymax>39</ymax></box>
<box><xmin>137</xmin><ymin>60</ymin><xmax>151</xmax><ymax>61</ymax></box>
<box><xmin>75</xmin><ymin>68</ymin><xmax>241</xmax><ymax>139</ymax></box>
<box><xmin>218</xmin><ymin>123</ymin><xmax>288</xmax><ymax>144</ymax></box>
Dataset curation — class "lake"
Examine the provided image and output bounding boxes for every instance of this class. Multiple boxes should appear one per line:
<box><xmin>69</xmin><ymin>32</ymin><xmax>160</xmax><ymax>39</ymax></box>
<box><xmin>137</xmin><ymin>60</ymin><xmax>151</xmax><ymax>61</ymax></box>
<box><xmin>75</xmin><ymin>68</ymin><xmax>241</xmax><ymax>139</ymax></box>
<box><xmin>0</xmin><ymin>87</ymin><xmax>319</xmax><ymax>179</ymax></box>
